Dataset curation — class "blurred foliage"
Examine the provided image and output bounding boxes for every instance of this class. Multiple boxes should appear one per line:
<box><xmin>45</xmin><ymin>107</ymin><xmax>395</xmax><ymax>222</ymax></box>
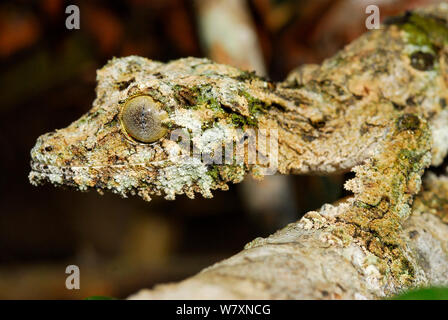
<box><xmin>390</xmin><ymin>287</ymin><xmax>448</xmax><ymax>300</ymax></box>
<box><xmin>85</xmin><ymin>296</ymin><xmax>117</xmax><ymax>300</ymax></box>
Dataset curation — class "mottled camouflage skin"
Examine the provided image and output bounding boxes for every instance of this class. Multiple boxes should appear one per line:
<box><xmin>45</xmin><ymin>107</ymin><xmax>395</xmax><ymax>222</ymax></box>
<box><xmin>30</xmin><ymin>5</ymin><xmax>448</xmax><ymax>287</ymax></box>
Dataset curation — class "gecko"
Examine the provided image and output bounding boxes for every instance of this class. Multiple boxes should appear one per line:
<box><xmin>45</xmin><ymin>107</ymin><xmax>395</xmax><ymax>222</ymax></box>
<box><xmin>30</xmin><ymin>5</ymin><xmax>448</xmax><ymax>284</ymax></box>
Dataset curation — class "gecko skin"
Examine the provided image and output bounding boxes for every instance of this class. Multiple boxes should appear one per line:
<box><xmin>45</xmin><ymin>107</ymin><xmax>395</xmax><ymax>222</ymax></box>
<box><xmin>30</xmin><ymin>5</ymin><xmax>448</xmax><ymax>277</ymax></box>
<box><xmin>30</xmin><ymin>6</ymin><xmax>448</xmax><ymax>200</ymax></box>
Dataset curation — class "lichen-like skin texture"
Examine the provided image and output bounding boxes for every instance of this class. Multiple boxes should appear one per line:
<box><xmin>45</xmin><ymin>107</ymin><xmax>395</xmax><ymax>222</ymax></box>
<box><xmin>30</xmin><ymin>4</ymin><xmax>448</xmax><ymax>294</ymax></box>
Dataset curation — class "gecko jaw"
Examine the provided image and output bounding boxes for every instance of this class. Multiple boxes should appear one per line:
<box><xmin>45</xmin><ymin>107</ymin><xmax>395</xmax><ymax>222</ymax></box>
<box><xmin>28</xmin><ymin>154</ymin><xmax>224</xmax><ymax>201</ymax></box>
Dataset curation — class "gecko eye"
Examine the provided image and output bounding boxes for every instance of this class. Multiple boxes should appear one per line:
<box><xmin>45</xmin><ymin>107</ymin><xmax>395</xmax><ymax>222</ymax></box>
<box><xmin>120</xmin><ymin>95</ymin><xmax>168</xmax><ymax>143</ymax></box>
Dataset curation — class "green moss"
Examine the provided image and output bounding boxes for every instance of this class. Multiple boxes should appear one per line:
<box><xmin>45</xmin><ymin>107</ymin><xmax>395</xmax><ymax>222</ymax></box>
<box><xmin>249</xmin><ymin>100</ymin><xmax>266</xmax><ymax>116</ymax></box>
<box><xmin>397</xmin><ymin>148</ymin><xmax>425</xmax><ymax>179</ymax></box>
<box><xmin>390</xmin><ymin>176</ymin><xmax>403</xmax><ymax>205</ymax></box>
<box><xmin>230</xmin><ymin>113</ymin><xmax>257</xmax><ymax>127</ymax></box>
<box><xmin>240</xmin><ymin>90</ymin><xmax>267</xmax><ymax>116</ymax></box>
<box><xmin>207</xmin><ymin>164</ymin><xmax>245</xmax><ymax>184</ymax></box>
<box><xmin>401</xmin><ymin>22</ymin><xmax>433</xmax><ymax>48</ymax></box>
<box><xmin>197</xmin><ymin>93</ymin><xmax>222</xmax><ymax>112</ymax></box>
<box><xmin>388</xmin><ymin>148</ymin><xmax>423</xmax><ymax>205</ymax></box>
<box><xmin>355</xmin><ymin>200</ymin><xmax>376</xmax><ymax>209</ymax></box>
<box><xmin>408</xmin><ymin>14</ymin><xmax>448</xmax><ymax>47</ymax></box>
<box><xmin>233</xmin><ymin>70</ymin><xmax>258</xmax><ymax>81</ymax></box>
<box><xmin>399</xmin><ymin>13</ymin><xmax>448</xmax><ymax>50</ymax></box>
<box><xmin>147</xmin><ymin>88</ymin><xmax>166</xmax><ymax>103</ymax></box>
<box><xmin>224</xmin><ymin>90</ymin><xmax>268</xmax><ymax>128</ymax></box>
<box><xmin>389</xmin><ymin>287</ymin><xmax>448</xmax><ymax>300</ymax></box>
<box><xmin>219</xmin><ymin>164</ymin><xmax>245</xmax><ymax>183</ymax></box>
<box><xmin>391</xmin><ymin>256</ymin><xmax>415</xmax><ymax>283</ymax></box>
<box><xmin>175</xmin><ymin>84</ymin><xmax>267</xmax><ymax>129</ymax></box>
<box><xmin>85</xmin><ymin>296</ymin><xmax>116</xmax><ymax>300</ymax></box>
<box><xmin>398</xmin><ymin>148</ymin><xmax>415</xmax><ymax>161</ymax></box>
<box><xmin>164</xmin><ymin>121</ymin><xmax>176</xmax><ymax>130</ymax></box>
<box><xmin>331</xmin><ymin>225</ymin><xmax>355</xmax><ymax>246</ymax></box>
<box><xmin>230</xmin><ymin>114</ymin><xmax>246</xmax><ymax>127</ymax></box>
<box><xmin>196</xmin><ymin>89</ymin><xmax>264</xmax><ymax>128</ymax></box>
<box><xmin>173</xmin><ymin>84</ymin><xmax>221</xmax><ymax>111</ymax></box>
<box><xmin>206</xmin><ymin>165</ymin><xmax>220</xmax><ymax>181</ymax></box>
<box><xmin>186</xmin><ymin>85</ymin><xmax>210</xmax><ymax>110</ymax></box>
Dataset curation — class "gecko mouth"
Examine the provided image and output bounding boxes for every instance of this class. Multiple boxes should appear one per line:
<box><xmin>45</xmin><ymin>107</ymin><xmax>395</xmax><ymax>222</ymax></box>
<box><xmin>29</xmin><ymin>159</ymin><xmax>168</xmax><ymax>201</ymax></box>
<box><xmin>29</xmin><ymin>160</ymin><xmax>162</xmax><ymax>188</ymax></box>
<box><xmin>29</xmin><ymin>155</ymin><xmax>219</xmax><ymax>201</ymax></box>
<box><xmin>29</xmin><ymin>161</ymin><xmax>105</xmax><ymax>188</ymax></box>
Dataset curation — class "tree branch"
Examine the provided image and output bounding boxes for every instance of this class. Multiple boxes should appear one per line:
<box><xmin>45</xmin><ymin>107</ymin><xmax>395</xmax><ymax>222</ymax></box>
<box><xmin>127</xmin><ymin>4</ymin><xmax>448</xmax><ymax>299</ymax></box>
<box><xmin>129</xmin><ymin>173</ymin><xmax>448</xmax><ymax>299</ymax></box>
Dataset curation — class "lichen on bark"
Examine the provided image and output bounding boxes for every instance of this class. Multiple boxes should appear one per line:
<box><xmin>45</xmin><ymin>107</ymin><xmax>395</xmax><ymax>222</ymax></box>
<box><xmin>28</xmin><ymin>3</ymin><xmax>448</xmax><ymax>299</ymax></box>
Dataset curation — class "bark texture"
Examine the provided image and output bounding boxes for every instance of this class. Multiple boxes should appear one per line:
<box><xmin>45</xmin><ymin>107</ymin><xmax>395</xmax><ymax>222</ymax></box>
<box><xmin>129</xmin><ymin>173</ymin><xmax>448</xmax><ymax>299</ymax></box>
<box><xmin>128</xmin><ymin>4</ymin><xmax>448</xmax><ymax>299</ymax></box>
<box><xmin>195</xmin><ymin>0</ymin><xmax>299</xmax><ymax>228</ymax></box>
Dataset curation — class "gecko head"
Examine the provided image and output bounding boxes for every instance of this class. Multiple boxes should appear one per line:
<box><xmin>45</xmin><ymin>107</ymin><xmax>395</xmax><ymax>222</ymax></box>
<box><xmin>29</xmin><ymin>56</ymin><xmax>274</xmax><ymax>201</ymax></box>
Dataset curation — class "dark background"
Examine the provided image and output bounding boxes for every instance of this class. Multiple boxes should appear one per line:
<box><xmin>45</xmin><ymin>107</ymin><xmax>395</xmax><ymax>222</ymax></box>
<box><xmin>0</xmin><ymin>0</ymin><xmax>438</xmax><ymax>299</ymax></box>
